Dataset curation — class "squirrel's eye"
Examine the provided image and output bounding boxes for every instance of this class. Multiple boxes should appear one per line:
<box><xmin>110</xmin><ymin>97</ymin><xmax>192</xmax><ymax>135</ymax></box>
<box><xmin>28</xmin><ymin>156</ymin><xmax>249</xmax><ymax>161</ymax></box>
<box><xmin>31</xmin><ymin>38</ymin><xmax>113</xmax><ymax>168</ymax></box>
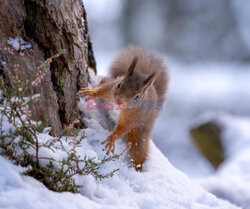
<box><xmin>133</xmin><ymin>95</ymin><xmax>140</xmax><ymax>101</ymax></box>
<box><xmin>117</xmin><ymin>83</ymin><xmax>121</xmax><ymax>88</ymax></box>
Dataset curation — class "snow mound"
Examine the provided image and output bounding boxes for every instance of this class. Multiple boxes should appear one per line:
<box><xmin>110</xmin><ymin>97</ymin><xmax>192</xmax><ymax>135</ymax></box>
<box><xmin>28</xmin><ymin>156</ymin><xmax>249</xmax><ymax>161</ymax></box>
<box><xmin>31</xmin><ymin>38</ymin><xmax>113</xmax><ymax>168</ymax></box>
<box><xmin>0</xmin><ymin>141</ymin><xmax>238</xmax><ymax>209</ymax></box>
<box><xmin>194</xmin><ymin>112</ymin><xmax>250</xmax><ymax>208</ymax></box>
<box><xmin>0</xmin><ymin>73</ymin><xmax>238</xmax><ymax>209</ymax></box>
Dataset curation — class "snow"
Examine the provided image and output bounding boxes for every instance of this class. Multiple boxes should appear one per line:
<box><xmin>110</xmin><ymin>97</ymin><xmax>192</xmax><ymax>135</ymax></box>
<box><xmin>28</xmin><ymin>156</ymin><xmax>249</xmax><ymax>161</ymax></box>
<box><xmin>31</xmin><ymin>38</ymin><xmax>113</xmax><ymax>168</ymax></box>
<box><xmin>0</xmin><ymin>71</ymin><xmax>239</xmax><ymax>209</ymax></box>
<box><xmin>88</xmin><ymin>52</ymin><xmax>250</xmax><ymax>208</ymax></box>
<box><xmin>0</xmin><ymin>143</ymin><xmax>237</xmax><ymax>209</ymax></box>
<box><xmin>7</xmin><ymin>37</ymin><xmax>32</xmax><ymax>50</ymax></box>
<box><xmin>193</xmin><ymin>113</ymin><xmax>250</xmax><ymax>208</ymax></box>
<box><xmin>1</xmin><ymin>60</ymin><xmax>6</xmax><ymax>65</ymax></box>
<box><xmin>0</xmin><ymin>156</ymin><xmax>100</xmax><ymax>209</ymax></box>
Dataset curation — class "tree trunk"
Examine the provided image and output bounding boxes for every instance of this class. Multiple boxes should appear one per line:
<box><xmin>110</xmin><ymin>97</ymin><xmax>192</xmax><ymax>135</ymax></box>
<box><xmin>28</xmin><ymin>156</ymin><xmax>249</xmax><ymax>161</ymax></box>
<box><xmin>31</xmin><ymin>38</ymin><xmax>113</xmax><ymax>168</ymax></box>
<box><xmin>0</xmin><ymin>0</ymin><xmax>96</xmax><ymax>136</ymax></box>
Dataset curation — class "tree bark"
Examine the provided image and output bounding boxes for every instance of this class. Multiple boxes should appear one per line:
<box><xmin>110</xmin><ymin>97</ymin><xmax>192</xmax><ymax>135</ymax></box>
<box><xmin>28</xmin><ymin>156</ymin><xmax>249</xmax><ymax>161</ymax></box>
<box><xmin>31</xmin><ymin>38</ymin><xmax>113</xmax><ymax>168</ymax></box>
<box><xmin>0</xmin><ymin>0</ymin><xmax>96</xmax><ymax>136</ymax></box>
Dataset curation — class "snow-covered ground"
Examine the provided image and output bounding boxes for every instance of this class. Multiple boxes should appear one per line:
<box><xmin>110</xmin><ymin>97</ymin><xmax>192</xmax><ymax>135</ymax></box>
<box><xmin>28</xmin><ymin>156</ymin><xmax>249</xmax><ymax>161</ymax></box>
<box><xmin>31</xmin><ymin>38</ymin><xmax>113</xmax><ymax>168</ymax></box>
<box><xmin>1</xmin><ymin>51</ymin><xmax>250</xmax><ymax>208</ymax></box>
<box><xmin>0</xmin><ymin>104</ymin><xmax>238</xmax><ymax>209</ymax></box>
<box><xmin>0</xmin><ymin>148</ymin><xmax>238</xmax><ymax>209</ymax></box>
<box><xmin>194</xmin><ymin>113</ymin><xmax>250</xmax><ymax>208</ymax></box>
<box><xmin>1</xmin><ymin>68</ymin><xmax>242</xmax><ymax>209</ymax></box>
<box><xmin>93</xmin><ymin>51</ymin><xmax>250</xmax><ymax>208</ymax></box>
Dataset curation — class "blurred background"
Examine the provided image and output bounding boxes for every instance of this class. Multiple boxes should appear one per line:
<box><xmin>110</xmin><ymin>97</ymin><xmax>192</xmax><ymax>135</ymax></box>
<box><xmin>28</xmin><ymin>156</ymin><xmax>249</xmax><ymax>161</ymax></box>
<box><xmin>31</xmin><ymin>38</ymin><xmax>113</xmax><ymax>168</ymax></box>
<box><xmin>84</xmin><ymin>0</ymin><xmax>250</xmax><ymax>207</ymax></box>
<box><xmin>85</xmin><ymin>0</ymin><xmax>250</xmax><ymax>62</ymax></box>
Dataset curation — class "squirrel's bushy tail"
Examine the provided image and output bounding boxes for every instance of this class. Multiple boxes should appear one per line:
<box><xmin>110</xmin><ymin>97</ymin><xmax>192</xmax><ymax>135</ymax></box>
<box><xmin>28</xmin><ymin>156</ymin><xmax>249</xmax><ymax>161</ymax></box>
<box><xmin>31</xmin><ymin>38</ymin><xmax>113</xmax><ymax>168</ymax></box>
<box><xmin>109</xmin><ymin>46</ymin><xmax>169</xmax><ymax>101</ymax></box>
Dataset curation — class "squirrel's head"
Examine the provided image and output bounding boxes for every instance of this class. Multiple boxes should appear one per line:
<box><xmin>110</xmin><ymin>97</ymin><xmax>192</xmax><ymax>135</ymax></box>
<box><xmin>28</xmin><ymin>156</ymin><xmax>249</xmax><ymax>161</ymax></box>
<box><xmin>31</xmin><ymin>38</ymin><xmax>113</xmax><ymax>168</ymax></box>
<box><xmin>113</xmin><ymin>57</ymin><xmax>156</xmax><ymax>103</ymax></box>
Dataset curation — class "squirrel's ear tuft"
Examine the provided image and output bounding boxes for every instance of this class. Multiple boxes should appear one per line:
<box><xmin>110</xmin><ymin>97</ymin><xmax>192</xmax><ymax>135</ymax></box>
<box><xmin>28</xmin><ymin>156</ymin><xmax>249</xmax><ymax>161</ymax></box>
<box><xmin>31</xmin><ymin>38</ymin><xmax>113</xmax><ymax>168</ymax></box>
<box><xmin>144</xmin><ymin>73</ymin><xmax>156</xmax><ymax>89</ymax></box>
<box><xmin>127</xmin><ymin>56</ymin><xmax>138</xmax><ymax>77</ymax></box>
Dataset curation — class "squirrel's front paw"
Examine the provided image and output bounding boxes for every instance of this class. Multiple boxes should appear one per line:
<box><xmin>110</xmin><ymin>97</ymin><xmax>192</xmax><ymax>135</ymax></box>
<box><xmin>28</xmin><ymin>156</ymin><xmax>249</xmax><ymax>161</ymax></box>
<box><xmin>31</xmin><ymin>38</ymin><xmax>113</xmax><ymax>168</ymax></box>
<box><xmin>101</xmin><ymin>137</ymin><xmax>116</xmax><ymax>155</ymax></box>
<box><xmin>79</xmin><ymin>88</ymin><xmax>96</xmax><ymax>97</ymax></box>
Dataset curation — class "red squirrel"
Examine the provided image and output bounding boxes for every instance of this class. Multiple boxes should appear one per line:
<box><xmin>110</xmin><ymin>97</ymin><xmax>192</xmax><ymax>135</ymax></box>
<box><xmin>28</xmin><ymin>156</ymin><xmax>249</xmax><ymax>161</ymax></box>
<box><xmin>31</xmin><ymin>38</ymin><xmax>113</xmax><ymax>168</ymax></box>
<box><xmin>80</xmin><ymin>46</ymin><xmax>169</xmax><ymax>171</ymax></box>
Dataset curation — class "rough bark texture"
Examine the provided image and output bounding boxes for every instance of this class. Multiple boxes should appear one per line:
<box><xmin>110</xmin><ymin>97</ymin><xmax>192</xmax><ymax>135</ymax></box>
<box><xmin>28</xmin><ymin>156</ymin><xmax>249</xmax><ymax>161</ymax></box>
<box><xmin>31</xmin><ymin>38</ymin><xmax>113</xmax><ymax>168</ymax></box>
<box><xmin>0</xmin><ymin>0</ymin><xmax>96</xmax><ymax>136</ymax></box>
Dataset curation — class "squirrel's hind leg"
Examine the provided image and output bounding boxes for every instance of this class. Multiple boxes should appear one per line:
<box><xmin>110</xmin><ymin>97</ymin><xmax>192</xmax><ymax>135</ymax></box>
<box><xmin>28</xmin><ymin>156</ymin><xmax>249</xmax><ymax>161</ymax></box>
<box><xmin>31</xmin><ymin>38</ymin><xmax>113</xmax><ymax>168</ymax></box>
<box><xmin>126</xmin><ymin>127</ymin><xmax>150</xmax><ymax>172</ymax></box>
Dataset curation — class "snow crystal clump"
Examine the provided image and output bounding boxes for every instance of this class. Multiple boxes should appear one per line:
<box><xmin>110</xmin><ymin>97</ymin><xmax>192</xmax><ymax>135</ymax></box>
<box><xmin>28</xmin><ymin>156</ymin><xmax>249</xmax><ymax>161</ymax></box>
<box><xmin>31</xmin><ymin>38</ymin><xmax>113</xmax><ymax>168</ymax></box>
<box><xmin>7</xmin><ymin>37</ymin><xmax>32</xmax><ymax>50</ymax></box>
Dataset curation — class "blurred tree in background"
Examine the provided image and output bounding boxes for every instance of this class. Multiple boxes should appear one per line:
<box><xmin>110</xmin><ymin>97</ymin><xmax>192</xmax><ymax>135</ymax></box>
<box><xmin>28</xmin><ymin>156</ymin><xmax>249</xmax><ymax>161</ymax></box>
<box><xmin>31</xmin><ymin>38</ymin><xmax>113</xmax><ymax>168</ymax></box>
<box><xmin>86</xmin><ymin>0</ymin><xmax>250</xmax><ymax>62</ymax></box>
